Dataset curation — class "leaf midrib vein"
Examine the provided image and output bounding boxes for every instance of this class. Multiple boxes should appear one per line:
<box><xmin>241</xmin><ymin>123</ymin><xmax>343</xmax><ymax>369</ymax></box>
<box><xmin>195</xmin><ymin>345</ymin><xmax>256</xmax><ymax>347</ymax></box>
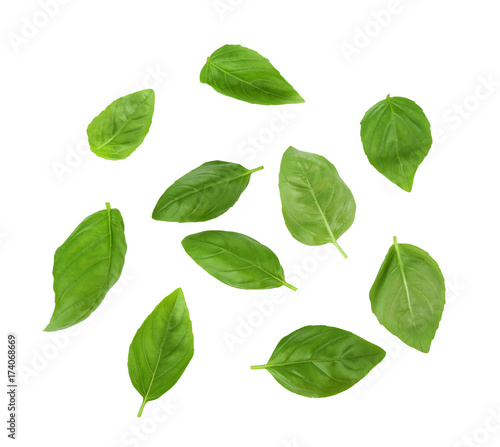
<box><xmin>206</xmin><ymin>58</ymin><xmax>287</xmax><ymax>99</ymax></box>
<box><xmin>295</xmin><ymin>157</ymin><xmax>338</xmax><ymax>246</ymax></box>
<box><xmin>263</xmin><ymin>354</ymin><xmax>382</xmax><ymax>369</ymax></box>
<box><xmin>392</xmin><ymin>240</ymin><xmax>422</xmax><ymax>349</ymax></box>
<box><xmin>193</xmin><ymin>239</ymin><xmax>285</xmax><ymax>287</ymax></box>
<box><xmin>155</xmin><ymin>168</ymin><xmax>250</xmax><ymax>214</ymax></box>
<box><xmin>140</xmin><ymin>297</ymin><xmax>181</xmax><ymax>404</ymax></box>
<box><xmin>386</xmin><ymin>96</ymin><xmax>411</xmax><ymax>188</ymax></box>
<box><xmin>93</xmin><ymin>94</ymin><xmax>151</xmax><ymax>152</ymax></box>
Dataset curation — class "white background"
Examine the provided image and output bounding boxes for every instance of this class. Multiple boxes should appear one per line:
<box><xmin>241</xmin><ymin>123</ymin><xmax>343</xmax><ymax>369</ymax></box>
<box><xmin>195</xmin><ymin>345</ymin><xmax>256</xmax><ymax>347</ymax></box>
<box><xmin>2</xmin><ymin>1</ymin><xmax>500</xmax><ymax>446</ymax></box>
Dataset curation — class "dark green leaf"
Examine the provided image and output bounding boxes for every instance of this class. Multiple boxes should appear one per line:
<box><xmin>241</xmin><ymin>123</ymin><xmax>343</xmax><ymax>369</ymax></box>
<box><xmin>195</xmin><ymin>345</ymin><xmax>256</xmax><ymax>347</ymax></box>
<box><xmin>200</xmin><ymin>44</ymin><xmax>304</xmax><ymax>105</ymax></box>
<box><xmin>360</xmin><ymin>95</ymin><xmax>432</xmax><ymax>192</ymax></box>
<box><xmin>45</xmin><ymin>203</ymin><xmax>127</xmax><ymax>331</ymax></box>
<box><xmin>279</xmin><ymin>146</ymin><xmax>356</xmax><ymax>258</ymax></box>
<box><xmin>152</xmin><ymin>161</ymin><xmax>263</xmax><ymax>222</ymax></box>
<box><xmin>128</xmin><ymin>288</ymin><xmax>194</xmax><ymax>417</ymax></box>
<box><xmin>370</xmin><ymin>237</ymin><xmax>446</xmax><ymax>353</ymax></box>
<box><xmin>87</xmin><ymin>89</ymin><xmax>155</xmax><ymax>160</ymax></box>
<box><xmin>251</xmin><ymin>325</ymin><xmax>385</xmax><ymax>398</ymax></box>
<box><xmin>182</xmin><ymin>230</ymin><xmax>296</xmax><ymax>291</ymax></box>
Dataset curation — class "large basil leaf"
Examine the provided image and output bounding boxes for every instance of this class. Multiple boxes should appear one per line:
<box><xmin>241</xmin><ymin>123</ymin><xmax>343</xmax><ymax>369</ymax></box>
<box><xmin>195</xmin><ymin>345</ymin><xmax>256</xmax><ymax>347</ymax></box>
<box><xmin>152</xmin><ymin>161</ymin><xmax>263</xmax><ymax>223</ymax></box>
<box><xmin>360</xmin><ymin>95</ymin><xmax>432</xmax><ymax>192</ymax></box>
<box><xmin>182</xmin><ymin>230</ymin><xmax>296</xmax><ymax>291</ymax></box>
<box><xmin>87</xmin><ymin>89</ymin><xmax>155</xmax><ymax>160</ymax></box>
<box><xmin>128</xmin><ymin>288</ymin><xmax>194</xmax><ymax>417</ymax></box>
<box><xmin>251</xmin><ymin>325</ymin><xmax>385</xmax><ymax>398</ymax></box>
<box><xmin>200</xmin><ymin>44</ymin><xmax>304</xmax><ymax>105</ymax></box>
<box><xmin>370</xmin><ymin>237</ymin><xmax>446</xmax><ymax>353</ymax></box>
<box><xmin>279</xmin><ymin>146</ymin><xmax>356</xmax><ymax>259</ymax></box>
<box><xmin>45</xmin><ymin>203</ymin><xmax>127</xmax><ymax>332</ymax></box>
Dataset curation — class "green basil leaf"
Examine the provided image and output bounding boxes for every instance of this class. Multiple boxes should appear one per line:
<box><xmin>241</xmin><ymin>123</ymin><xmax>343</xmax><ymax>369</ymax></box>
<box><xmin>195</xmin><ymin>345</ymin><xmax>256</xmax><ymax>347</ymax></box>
<box><xmin>152</xmin><ymin>161</ymin><xmax>263</xmax><ymax>223</ymax></box>
<box><xmin>279</xmin><ymin>146</ymin><xmax>356</xmax><ymax>259</ymax></box>
<box><xmin>128</xmin><ymin>288</ymin><xmax>194</xmax><ymax>417</ymax></box>
<box><xmin>360</xmin><ymin>95</ymin><xmax>432</xmax><ymax>192</ymax></box>
<box><xmin>87</xmin><ymin>89</ymin><xmax>155</xmax><ymax>160</ymax></box>
<box><xmin>251</xmin><ymin>325</ymin><xmax>385</xmax><ymax>398</ymax></box>
<box><xmin>182</xmin><ymin>230</ymin><xmax>296</xmax><ymax>291</ymax></box>
<box><xmin>370</xmin><ymin>237</ymin><xmax>446</xmax><ymax>353</ymax></box>
<box><xmin>200</xmin><ymin>44</ymin><xmax>304</xmax><ymax>105</ymax></box>
<box><xmin>45</xmin><ymin>203</ymin><xmax>127</xmax><ymax>332</ymax></box>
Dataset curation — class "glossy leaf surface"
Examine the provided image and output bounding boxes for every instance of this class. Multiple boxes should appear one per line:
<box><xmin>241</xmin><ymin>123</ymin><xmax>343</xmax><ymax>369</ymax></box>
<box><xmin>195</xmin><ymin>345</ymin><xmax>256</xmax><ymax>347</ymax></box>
<box><xmin>152</xmin><ymin>161</ymin><xmax>263</xmax><ymax>222</ymax></box>
<box><xmin>200</xmin><ymin>44</ymin><xmax>304</xmax><ymax>105</ymax></box>
<box><xmin>251</xmin><ymin>325</ymin><xmax>385</xmax><ymax>398</ymax></box>
<box><xmin>360</xmin><ymin>95</ymin><xmax>432</xmax><ymax>191</ymax></box>
<box><xmin>370</xmin><ymin>237</ymin><xmax>446</xmax><ymax>353</ymax></box>
<box><xmin>87</xmin><ymin>89</ymin><xmax>155</xmax><ymax>160</ymax></box>
<box><xmin>279</xmin><ymin>146</ymin><xmax>356</xmax><ymax>258</ymax></box>
<box><xmin>182</xmin><ymin>230</ymin><xmax>296</xmax><ymax>290</ymax></box>
<box><xmin>45</xmin><ymin>203</ymin><xmax>127</xmax><ymax>331</ymax></box>
<box><xmin>128</xmin><ymin>288</ymin><xmax>194</xmax><ymax>417</ymax></box>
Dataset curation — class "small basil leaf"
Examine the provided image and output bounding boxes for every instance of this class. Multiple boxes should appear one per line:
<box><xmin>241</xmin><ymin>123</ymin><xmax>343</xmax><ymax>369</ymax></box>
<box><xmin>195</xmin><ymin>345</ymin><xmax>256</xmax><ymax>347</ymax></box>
<box><xmin>45</xmin><ymin>203</ymin><xmax>127</xmax><ymax>332</ymax></box>
<box><xmin>182</xmin><ymin>230</ymin><xmax>296</xmax><ymax>291</ymax></box>
<box><xmin>200</xmin><ymin>44</ymin><xmax>304</xmax><ymax>105</ymax></box>
<box><xmin>370</xmin><ymin>237</ymin><xmax>446</xmax><ymax>353</ymax></box>
<box><xmin>279</xmin><ymin>146</ymin><xmax>356</xmax><ymax>259</ymax></box>
<box><xmin>360</xmin><ymin>95</ymin><xmax>432</xmax><ymax>192</ymax></box>
<box><xmin>251</xmin><ymin>325</ymin><xmax>385</xmax><ymax>398</ymax></box>
<box><xmin>87</xmin><ymin>89</ymin><xmax>155</xmax><ymax>160</ymax></box>
<box><xmin>152</xmin><ymin>161</ymin><xmax>263</xmax><ymax>222</ymax></box>
<box><xmin>128</xmin><ymin>288</ymin><xmax>194</xmax><ymax>417</ymax></box>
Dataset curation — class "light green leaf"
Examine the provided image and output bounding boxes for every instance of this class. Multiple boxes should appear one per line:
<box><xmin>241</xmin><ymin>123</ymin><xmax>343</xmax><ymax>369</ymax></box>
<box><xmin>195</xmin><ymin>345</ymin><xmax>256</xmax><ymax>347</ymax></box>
<box><xmin>152</xmin><ymin>161</ymin><xmax>263</xmax><ymax>222</ymax></box>
<box><xmin>370</xmin><ymin>237</ymin><xmax>446</xmax><ymax>353</ymax></box>
<box><xmin>128</xmin><ymin>288</ymin><xmax>194</xmax><ymax>417</ymax></box>
<box><xmin>182</xmin><ymin>230</ymin><xmax>296</xmax><ymax>291</ymax></box>
<box><xmin>200</xmin><ymin>44</ymin><xmax>304</xmax><ymax>105</ymax></box>
<box><xmin>87</xmin><ymin>89</ymin><xmax>155</xmax><ymax>160</ymax></box>
<box><xmin>251</xmin><ymin>325</ymin><xmax>385</xmax><ymax>398</ymax></box>
<box><xmin>279</xmin><ymin>146</ymin><xmax>356</xmax><ymax>258</ymax></box>
<box><xmin>45</xmin><ymin>203</ymin><xmax>127</xmax><ymax>331</ymax></box>
<box><xmin>360</xmin><ymin>95</ymin><xmax>432</xmax><ymax>191</ymax></box>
